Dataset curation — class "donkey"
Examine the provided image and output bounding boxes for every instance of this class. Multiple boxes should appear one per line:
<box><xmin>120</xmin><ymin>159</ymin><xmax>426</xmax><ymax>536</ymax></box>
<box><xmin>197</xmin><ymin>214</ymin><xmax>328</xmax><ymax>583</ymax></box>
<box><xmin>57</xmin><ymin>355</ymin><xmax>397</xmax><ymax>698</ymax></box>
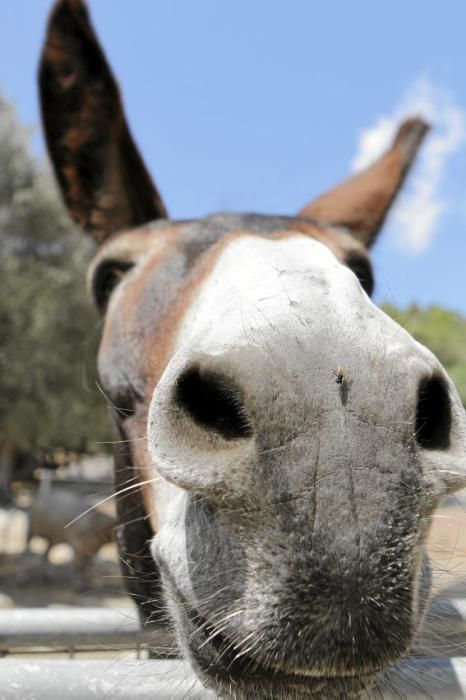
<box><xmin>39</xmin><ymin>1</ymin><xmax>466</xmax><ymax>697</ymax></box>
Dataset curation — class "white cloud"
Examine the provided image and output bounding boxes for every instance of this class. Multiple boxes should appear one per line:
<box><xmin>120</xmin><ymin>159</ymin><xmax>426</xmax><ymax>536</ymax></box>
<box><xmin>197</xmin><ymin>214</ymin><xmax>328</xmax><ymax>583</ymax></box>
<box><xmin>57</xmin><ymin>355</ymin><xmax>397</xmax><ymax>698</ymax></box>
<box><xmin>351</xmin><ymin>78</ymin><xmax>466</xmax><ymax>254</ymax></box>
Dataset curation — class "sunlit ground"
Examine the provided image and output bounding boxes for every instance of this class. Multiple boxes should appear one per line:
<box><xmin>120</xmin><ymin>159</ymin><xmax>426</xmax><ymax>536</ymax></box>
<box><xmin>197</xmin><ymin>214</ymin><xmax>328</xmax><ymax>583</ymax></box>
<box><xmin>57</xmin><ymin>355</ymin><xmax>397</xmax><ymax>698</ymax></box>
<box><xmin>429</xmin><ymin>490</ymin><xmax>466</xmax><ymax>599</ymax></box>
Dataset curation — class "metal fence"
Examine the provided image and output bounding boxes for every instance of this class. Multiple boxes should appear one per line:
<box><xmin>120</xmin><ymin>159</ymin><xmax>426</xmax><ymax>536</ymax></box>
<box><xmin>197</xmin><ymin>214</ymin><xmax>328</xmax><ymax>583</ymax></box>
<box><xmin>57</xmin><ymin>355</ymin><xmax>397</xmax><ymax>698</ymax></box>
<box><xmin>0</xmin><ymin>607</ymin><xmax>171</xmax><ymax>657</ymax></box>
<box><xmin>1</xmin><ymin>601</ymin><xmax>466</xmax><ymax>698</ymax></box>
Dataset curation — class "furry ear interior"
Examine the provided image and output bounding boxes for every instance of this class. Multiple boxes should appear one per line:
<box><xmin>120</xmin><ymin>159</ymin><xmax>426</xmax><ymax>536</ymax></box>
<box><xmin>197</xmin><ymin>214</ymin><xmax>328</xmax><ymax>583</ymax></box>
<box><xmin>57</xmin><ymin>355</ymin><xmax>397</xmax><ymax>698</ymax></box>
<box><xmin>39</xmin><ymin>0</ymin><xmax>167</xmax><ymax>243</ymax></box>
<box><xmin>299</xmin><ymin>118</ymin><xmax>430</xmax><ymax>248</ymax></box>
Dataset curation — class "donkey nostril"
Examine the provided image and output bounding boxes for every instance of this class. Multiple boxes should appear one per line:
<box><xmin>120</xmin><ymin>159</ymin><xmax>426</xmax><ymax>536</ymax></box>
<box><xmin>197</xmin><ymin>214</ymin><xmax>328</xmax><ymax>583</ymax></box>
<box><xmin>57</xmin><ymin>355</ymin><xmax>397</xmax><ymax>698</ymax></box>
<box><xmin>175</xmin><ymin>366</ymin><xmax>253</xmax><ymax>440</ymax></box>
<box><xmin>415</xmin><ymin>375</ymin><xmax>451</xmax><ymax>450</ymax></box>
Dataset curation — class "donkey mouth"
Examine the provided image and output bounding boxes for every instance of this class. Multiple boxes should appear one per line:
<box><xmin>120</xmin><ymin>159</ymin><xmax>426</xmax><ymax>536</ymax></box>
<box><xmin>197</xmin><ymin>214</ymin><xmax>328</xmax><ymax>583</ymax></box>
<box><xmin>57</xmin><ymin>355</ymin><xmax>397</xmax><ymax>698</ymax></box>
<box><xmin>183</xmin><ymin>605</ymin><xmax>382</xmax><ymax>696</ymax></box>
<box><xmin>159</xmin><ymin>561</ymin><xmax>400</xmax><ymax>695</ymax></box>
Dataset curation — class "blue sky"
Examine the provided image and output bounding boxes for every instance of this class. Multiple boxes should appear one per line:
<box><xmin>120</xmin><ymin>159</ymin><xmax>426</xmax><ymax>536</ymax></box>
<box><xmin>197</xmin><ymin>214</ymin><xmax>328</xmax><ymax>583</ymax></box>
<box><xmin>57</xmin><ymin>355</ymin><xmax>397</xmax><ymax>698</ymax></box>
<box><xmin>1</xmin><ymin>1</ymin><xmax>466</xmax><ymax>314</ymax></box>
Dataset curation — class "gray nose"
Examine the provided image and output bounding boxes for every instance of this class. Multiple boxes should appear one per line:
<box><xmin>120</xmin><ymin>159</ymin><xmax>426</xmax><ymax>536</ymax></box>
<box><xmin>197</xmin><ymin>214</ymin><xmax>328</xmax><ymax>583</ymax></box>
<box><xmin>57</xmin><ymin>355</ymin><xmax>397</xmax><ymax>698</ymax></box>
<box><xmin>173</xmin><ymin>363</ymin><xmax>454</xmax><ymax>450</ymax></box>
<box><xmin>150</xmin><ymin>343</ymin><xmax>466</xmax><ymax>499</ymax></box>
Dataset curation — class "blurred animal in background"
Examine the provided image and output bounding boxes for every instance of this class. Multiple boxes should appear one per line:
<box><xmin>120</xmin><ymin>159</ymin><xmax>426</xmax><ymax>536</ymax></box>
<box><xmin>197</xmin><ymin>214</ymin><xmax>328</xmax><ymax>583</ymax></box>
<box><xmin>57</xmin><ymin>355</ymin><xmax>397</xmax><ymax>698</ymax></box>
<box><xmin>25</xmin><ymin>473</ymin><xmax>115</xmax><ymax>589</ymax></box>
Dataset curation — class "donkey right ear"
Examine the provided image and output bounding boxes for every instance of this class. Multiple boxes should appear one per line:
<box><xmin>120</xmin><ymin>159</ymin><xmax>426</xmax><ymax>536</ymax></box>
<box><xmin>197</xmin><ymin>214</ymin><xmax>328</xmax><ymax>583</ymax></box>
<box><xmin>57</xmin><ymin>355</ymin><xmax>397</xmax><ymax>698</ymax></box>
<box><xmin>298</xmin><ymin>118</ymin><xmax>429</xmax><ymax>248</ymax></box>
<box><xmin>39</xmin><ymin>0</ymin><xmax>167</xmax><ymax>244</ymax></box>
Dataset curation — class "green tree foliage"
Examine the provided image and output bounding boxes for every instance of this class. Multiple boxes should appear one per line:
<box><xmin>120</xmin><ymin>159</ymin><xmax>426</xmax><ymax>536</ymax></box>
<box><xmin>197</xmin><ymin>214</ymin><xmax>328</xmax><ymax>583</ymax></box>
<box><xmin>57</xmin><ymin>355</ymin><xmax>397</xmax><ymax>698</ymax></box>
<box><xmin>383</xmin><ymin>304</ymin><xmax>466</xmax><ymax>407</ymax></box>
<box><xmin>0</xmin><ymin>94</ymin><xmax>109</xmax><ymax>458</ymax></box>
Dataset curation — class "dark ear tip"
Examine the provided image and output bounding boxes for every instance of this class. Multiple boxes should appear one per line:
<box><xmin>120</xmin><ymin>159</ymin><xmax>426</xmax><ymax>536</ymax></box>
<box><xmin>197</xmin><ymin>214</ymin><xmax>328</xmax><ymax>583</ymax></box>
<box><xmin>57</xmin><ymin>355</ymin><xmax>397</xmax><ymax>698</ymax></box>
<box><xmin>392</xmin><ymin>116</ymin><xmax>431</xmax><ymax>161</ymax></box>
<box><xmin>40</xmin><ymin>0</ymin><xmax>110</xmax><ymax>93</ymax></box>
<box><xmin>45</xmin><ymin>0</ymin><xmax>91</xmax><ymax>34</ymax></box>
<box><xmin>50</xmin><ymin>0</ymin><xmax>88</xmax><ymax>15</ymax></box>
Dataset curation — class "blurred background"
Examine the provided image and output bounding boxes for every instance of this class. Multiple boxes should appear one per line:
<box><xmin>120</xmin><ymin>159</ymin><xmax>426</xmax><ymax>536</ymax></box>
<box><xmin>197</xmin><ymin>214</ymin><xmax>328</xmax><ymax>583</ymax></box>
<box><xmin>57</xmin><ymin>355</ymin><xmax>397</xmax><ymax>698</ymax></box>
<box><xmin>0</xmin><ymin>0</ymin><xmax>465</xmax><ymax>644</ymax></box>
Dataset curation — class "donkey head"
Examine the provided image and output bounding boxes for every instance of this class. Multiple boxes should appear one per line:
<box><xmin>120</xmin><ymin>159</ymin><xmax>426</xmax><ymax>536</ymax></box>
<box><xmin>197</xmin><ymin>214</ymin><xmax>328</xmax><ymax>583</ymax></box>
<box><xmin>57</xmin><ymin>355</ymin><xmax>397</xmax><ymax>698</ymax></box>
<box><xmin>40</xmin><ymin>1</ymin><xmax>466</xmax><ymax>697</ymax></box>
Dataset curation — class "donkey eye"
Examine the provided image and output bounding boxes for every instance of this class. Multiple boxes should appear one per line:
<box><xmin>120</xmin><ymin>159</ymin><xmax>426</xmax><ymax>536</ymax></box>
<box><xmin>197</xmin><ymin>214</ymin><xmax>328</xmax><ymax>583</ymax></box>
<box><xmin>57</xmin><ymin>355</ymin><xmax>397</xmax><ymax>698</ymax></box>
<box><xmin>345</xmin><ymin>254</ymin><xmax>374</xmax><ymax>296</ymax></box>
<box><xmin>92</xmin><ymin>261</ymin><xmax>134</xmax><ymax>311</ymax></box>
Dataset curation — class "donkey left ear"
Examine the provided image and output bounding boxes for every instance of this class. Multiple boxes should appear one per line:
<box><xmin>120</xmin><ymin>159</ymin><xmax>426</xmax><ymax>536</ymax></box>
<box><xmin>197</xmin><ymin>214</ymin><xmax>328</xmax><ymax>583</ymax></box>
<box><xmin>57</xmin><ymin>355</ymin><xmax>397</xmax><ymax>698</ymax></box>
<box><xmin>39</xmin><ymin>0</ymin><xmax>167</xmax><ymax>243</ymax></box>
<box><xmin>298</xmin><ymin>118</ymin><xmax>430</xmax><ymax>248</ymax></box>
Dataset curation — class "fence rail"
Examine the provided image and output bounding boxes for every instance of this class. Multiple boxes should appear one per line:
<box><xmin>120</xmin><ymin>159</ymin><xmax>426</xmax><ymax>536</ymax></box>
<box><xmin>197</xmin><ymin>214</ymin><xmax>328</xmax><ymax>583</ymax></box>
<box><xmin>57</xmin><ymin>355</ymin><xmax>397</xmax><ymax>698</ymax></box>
<box><xmin>0</xmin><ymin>607</ymin><xmax>172</xmax><ymax>654</ymax></box>
<box><xmin>0</xmin><ymin>659</ymin><xmax>212</xmax><ymax>699</ymax></box>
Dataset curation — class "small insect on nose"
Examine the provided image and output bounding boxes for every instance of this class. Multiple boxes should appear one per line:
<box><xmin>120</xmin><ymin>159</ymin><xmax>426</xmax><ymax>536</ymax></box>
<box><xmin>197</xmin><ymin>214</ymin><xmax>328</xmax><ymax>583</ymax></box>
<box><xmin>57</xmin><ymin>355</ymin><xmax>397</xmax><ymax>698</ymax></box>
<box><xmin>415</xmin><ymin>373</ymin><xmax>452</xmax><ymax>450</ymax></box>
<box><xmin>175</xmin><ymin>366</ymin><xmax>253</xmax><ymax>440</ymax></box>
